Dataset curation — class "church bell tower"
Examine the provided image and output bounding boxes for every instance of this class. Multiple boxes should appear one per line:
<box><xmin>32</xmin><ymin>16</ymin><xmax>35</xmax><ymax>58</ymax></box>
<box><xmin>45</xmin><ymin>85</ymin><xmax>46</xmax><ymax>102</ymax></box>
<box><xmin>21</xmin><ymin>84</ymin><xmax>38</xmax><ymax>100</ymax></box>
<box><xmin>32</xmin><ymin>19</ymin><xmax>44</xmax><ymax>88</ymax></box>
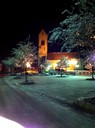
<box><xmin>38</xmin><ymin>29</ymin><xmax>48</xmax><ymax>67</ymax></box>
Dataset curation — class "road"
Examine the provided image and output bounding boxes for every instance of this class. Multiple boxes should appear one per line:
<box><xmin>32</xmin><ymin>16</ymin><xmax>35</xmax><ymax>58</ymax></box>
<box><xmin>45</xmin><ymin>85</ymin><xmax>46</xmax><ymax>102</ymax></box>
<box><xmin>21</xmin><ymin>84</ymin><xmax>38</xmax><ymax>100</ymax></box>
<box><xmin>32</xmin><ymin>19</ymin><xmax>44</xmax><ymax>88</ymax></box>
<box><xmin>0</xmin><ymin>76</ymin><xmax>95</xmax><ymax>128</ymax></box>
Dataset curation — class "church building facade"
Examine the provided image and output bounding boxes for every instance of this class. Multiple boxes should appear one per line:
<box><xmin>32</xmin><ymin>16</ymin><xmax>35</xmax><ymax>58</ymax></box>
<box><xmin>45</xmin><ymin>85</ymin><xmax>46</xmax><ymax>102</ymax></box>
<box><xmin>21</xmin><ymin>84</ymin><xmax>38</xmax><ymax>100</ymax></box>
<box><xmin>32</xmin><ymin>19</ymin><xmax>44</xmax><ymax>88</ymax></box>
<box><xmin>38</xmin><ymin>29</ymin><xmax>81</xmax><ymax>71</ymax></box>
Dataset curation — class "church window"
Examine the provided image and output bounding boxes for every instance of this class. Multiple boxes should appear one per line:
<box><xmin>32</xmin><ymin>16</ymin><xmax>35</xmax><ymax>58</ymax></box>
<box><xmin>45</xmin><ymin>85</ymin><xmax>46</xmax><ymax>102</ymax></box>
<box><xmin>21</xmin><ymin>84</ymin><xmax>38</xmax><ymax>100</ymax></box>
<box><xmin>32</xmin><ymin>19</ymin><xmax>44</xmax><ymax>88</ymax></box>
<box><xmin>41</xmin><ymin>40</ymin><xmax>45</xmax><ymax>45</ymax></box>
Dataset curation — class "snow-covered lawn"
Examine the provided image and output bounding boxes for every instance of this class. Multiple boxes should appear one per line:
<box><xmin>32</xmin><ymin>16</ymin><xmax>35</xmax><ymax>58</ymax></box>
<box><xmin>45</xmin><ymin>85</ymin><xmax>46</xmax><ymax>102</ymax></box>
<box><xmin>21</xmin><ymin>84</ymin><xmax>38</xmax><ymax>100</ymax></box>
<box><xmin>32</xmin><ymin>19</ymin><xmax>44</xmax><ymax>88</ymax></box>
<box><xmin>4</xmin><ymin>75</ymin><xmax>95</xmax><ymax>104</ymax></box>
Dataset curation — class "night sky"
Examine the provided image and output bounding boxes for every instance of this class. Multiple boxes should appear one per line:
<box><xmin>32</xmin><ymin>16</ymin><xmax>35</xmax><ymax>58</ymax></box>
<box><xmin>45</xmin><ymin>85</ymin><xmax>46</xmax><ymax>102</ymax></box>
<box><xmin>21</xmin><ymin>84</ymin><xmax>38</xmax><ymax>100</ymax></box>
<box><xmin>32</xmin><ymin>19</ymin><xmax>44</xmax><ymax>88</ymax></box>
<box><xmin>0</xmin><ymin>1</ymin><xmax>72</xmax><ymax>60</ymax></box>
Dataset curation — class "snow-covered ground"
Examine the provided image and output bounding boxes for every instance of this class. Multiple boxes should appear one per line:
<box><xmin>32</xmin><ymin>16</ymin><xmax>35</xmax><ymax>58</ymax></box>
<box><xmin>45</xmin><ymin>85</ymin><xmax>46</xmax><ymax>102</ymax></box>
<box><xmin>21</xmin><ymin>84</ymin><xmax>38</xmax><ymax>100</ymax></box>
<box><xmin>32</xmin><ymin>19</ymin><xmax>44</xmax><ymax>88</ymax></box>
<box><xmin>4</xmin><ymin>74</ymin><xmax>95</xmax><ymax>104</ymax></box>
<box><xmin>3</xmin><ymin>74</ymin><xmax>95</xmax><ymax>128</ymax></box>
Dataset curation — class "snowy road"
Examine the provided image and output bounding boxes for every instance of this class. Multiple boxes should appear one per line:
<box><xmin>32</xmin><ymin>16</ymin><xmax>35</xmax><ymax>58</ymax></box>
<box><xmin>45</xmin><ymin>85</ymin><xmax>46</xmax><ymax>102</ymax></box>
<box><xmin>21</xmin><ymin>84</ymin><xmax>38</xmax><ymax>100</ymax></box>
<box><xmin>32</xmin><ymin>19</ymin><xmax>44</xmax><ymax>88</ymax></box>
<box><xmin>0</xmin><ymin>75</ymin><xmax>95</xmax><ymax>128</ymax></box>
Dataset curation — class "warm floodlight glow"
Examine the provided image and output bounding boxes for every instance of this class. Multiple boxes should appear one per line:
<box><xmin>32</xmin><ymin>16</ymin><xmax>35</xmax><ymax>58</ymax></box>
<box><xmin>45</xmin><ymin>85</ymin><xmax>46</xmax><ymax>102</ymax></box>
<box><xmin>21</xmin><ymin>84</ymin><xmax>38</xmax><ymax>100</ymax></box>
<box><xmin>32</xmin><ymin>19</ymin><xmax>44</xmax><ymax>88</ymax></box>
<box><xmin>53</xmin><ymin>63</ymin><xmax>57</xmax><ymax>68</ymax></box>
<box><xmin>76</xmin><ymin>64</ymin><xmax>79</xmax><ymax>68</ymax></box>
<box><xmin>69</xmin><ymin>59</ymin><xmax>78</xmax><ymax>65</ymax></box>
<box><xmin>26</xmin><ymin>62</ymin><xmax>31</xmax><ymax>68</ymax></box>
<box><xmin>46</xmin><ymin>65</ymin><xmax>52</xmax><ymax>71</ymax></box>
<box><xmin>0</xmin><ymin>116</ymin><xmax>24</xmax><ymax>128</ymax></box>
<box><xmin>93</xmin><ymin>35</ymin><xmax>95</xmax><ymax>39</ymax></box>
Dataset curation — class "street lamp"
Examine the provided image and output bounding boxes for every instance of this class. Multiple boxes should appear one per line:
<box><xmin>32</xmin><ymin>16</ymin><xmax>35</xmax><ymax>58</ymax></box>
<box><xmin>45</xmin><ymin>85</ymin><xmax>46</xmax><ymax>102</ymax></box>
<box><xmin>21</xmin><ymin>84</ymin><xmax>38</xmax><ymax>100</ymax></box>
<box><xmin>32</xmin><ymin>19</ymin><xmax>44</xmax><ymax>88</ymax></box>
<box><xmin>25</xmin><ymin>62</ymin><xmax>31</xmax><ymax>82</ymax></box>
<box><xmin>26</xmin><ymin>62</ymin><xmax>31</xmax><ymax>68</ymax></box>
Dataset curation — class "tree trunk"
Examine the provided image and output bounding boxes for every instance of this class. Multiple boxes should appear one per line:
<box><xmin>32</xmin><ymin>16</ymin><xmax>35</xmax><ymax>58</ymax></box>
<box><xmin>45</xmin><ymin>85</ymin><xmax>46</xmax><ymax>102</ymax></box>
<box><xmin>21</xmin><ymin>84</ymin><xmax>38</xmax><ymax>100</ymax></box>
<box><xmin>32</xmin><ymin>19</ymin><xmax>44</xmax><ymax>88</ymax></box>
<box><xmin>25</xmin><ymin>73</ymin><xmax>28</xmax><ymax>82</ymax></box>
<box><xmin>25</xmin><ymin>68</ymin><xmax>28</xmax><ymax>82</ymax></box>
<box><xmin>92</xmin><ymin>65</ymin><xmax>94</xmax><ymax>79</ymax></box>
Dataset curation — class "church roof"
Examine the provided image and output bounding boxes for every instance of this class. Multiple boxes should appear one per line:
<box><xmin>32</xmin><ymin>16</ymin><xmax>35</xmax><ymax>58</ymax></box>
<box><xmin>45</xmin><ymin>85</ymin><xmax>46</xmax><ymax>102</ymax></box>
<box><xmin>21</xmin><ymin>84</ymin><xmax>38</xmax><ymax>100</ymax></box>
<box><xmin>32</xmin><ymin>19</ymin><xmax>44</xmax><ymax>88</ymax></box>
<box><xmin>38</xmin><ymin>29</ymin><xmax>48</xmax><ymax>37</ymax></box>
<box><xmin>47</xmin><ymin>52</ymin><xmax>80</xmax><ymax>60</ymax></box>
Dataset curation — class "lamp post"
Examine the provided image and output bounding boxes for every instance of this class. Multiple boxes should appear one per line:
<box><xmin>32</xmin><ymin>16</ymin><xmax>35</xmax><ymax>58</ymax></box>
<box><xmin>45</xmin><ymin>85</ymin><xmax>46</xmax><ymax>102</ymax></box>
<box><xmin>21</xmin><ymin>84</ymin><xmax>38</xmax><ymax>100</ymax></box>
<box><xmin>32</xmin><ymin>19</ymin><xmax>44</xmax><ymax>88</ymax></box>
<box><xmin>25</xmin><ymin>62</ymin><xmax>30</xmax><ymax>82</ymax></box>
<box><xmin>91</xmin><ymin>54</ymin><xmax>95</xmax><ymax>79</ymax></box>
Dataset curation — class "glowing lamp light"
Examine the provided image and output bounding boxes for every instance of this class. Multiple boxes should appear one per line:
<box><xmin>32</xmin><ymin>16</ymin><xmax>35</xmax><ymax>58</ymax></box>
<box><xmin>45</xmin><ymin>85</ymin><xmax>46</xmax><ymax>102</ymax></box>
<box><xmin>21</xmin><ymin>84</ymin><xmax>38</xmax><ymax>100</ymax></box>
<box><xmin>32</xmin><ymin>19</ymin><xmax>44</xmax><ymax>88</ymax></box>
<box><xmin>26</xmin><ymin>62</ymin><xmax>31</xmax><ymax>68</ymax></box>
<box><xmin>0</xmin><ymin>116</ymin><xmax>24</xmax><ymax>128</ymax></box>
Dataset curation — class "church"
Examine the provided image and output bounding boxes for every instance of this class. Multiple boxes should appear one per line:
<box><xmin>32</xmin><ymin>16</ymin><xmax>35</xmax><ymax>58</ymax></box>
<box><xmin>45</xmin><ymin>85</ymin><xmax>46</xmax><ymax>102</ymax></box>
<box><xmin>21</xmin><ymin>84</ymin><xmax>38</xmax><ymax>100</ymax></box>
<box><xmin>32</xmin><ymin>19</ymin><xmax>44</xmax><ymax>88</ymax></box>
<box><xmin>38</xmin><ymin>29</ymin><xmax>81</xmax><ymax>71</ymax></box>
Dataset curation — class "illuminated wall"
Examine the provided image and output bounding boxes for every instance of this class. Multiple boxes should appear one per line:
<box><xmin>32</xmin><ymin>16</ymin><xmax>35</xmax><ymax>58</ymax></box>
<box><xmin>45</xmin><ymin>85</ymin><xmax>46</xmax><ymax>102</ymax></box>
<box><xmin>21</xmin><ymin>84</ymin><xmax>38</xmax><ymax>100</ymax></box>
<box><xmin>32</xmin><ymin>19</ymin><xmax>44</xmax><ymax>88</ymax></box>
<box><xmin>47</xmin><ymin>58</ymin><xmax>80</xmax><ymax>71</ymax></box>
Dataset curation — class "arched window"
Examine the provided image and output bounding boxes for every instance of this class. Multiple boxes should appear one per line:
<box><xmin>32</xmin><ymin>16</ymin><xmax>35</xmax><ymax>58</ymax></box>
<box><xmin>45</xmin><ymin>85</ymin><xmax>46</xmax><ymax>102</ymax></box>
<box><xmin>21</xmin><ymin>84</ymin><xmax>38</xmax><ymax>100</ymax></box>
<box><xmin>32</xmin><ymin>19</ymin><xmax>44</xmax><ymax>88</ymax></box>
<box><xmin>41</xmin><ymin>40</ymin><xmax>45</xmax><ymax>45</ymax></box>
